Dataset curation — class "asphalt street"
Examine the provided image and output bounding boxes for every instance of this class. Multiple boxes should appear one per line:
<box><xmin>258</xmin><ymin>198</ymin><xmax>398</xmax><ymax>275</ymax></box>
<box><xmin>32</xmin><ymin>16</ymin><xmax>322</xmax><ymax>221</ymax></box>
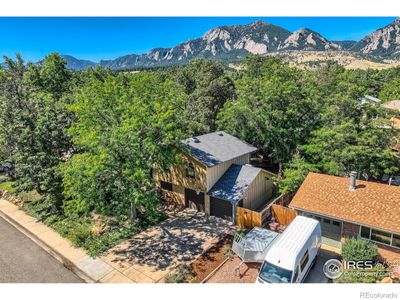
<box><xmin>0</xmin><ymin>216</ymin><xmax>83</xmax><ymax>283</ymax></box>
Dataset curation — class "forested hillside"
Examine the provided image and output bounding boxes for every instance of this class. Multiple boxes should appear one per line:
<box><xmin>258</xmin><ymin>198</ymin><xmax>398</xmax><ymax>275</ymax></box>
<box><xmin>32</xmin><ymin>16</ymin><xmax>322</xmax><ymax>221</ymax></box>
<box><xmin>0</xmin><ymin>53</ymin><xmax>399</xmax><ymax>255</ymax></box>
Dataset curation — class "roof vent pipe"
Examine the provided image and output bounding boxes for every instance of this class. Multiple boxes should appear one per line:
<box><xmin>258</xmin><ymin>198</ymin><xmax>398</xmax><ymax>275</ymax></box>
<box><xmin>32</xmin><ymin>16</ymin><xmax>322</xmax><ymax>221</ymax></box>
<box><xmin>349</xmin><ymin>171</ymin><xmax>357</xmax><ymax>191</ymax></box>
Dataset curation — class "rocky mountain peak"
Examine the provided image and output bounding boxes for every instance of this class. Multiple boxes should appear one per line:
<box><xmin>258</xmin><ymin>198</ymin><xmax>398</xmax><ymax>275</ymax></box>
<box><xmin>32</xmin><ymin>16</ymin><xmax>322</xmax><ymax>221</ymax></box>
<box><xmin>248</xmin><ymin>20</ymin><xmax>269</xmax><ymax>27</ymax></box>
<box><xmin>351</xmin><ymin>17</ymin><xmax>400</xmax><ymax>57</ymax></box>
<box><xmin>279</xmin><ymin>28</ymin><xmax>341</xmax><ymax>51</ymax></box>
<box><xmin>203</xmin><ymin>27</ymin><xmax>231</xmax><ymax>42</ymax></box>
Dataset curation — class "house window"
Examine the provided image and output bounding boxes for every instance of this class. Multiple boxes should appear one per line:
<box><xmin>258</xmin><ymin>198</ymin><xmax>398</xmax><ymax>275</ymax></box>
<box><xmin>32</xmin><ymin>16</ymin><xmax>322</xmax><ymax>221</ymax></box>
<box><xmin>300</xmin><ymin>250</ymin><xmax>309</xmax><ymax>272</ymax></box>
<box><xmin>392</xmin><ymin>234</ymin><xmax>400</xmax><ymax>248</ymax></box>
<box><xmin>371</xmin><ymin>229</ymin><xmax>391</xmax><ymax>245</ymax></box>
<box><xmin>186</xmin><ymin>162</ymin><xmax>196</xmax><ymax>179</ymax></box>
<box><xmin>359</xmin><ymin>226</ymin><xmax>399</xmax><ymax>248</ymax></box>
<box><xmin>360</xmin><ymin>226</ymin><xmax>371</xmax><ymax>239</ymax></box>
<box><xmin>160</xmin><ymin>181</ymin><xmax>173</xmax><ymax>191</ymax></box>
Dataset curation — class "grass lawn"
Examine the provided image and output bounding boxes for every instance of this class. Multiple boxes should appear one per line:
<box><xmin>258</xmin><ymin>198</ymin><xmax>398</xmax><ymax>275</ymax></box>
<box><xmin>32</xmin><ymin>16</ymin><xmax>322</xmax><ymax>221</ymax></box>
<box><xmin>0</xmin><ymin>180</ymin><xmax>16</xmax><ymax>194</ymax></box>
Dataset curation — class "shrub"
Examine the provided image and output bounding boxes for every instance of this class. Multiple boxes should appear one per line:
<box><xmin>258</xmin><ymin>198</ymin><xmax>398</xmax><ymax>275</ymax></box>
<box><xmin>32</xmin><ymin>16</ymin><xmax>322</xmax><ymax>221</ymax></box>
<box><xmin>23</xmin><ymin>193</ymin><xmax>160</xmax><ymax>257</ymax></box>
<box><xmin>223</xmin><ymin>245</ymin><xmax>233</xmax><ymax>260</ymax></box>
<box><xmin>68</xmin><ymin>223</ymin><xmax>93</xmax><ymax>246</ymax></box>
<box><xmin>341</xmin><ymin>238</ymin><xmax>378</xmax><ymax>262</ymax></box>
<box><xmin>18</xmin><ymin>190</ymin><xmax>42</xmax><ymax>203</ymax></box>
<box><xmin>24</xmin><ymin>196</ymin><xmax>56</xmax><ymax>219</ymax></box>
<box><xmin>164</xmin><ymin>265</ymin><xmax>192</xmax><ymax>283</ymax></box>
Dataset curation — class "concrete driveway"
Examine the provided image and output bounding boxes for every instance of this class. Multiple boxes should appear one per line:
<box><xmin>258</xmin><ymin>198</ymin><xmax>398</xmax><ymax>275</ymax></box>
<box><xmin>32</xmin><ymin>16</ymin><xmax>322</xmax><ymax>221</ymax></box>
<box><xmin>0</xmin><ymin>216</ymin><xmax>83</xmax><ymax>283</ymax></box>
<box><xmin>101</xmin><ymin>209</ymin><xmax>232</xmax><ymax>283</ymax></box>
<box><xmin>304</xmin><ymin>248</ymin><xmax>341</xmax><ymax>283</ymax></box>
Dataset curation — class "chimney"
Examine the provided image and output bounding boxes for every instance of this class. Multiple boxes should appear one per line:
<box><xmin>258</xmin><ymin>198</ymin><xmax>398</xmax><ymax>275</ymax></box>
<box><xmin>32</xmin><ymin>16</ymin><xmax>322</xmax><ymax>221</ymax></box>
<box><xmin>349</xmin><ymin>171</ymin><xmax>357</xmax><ymax>191</ymax></box>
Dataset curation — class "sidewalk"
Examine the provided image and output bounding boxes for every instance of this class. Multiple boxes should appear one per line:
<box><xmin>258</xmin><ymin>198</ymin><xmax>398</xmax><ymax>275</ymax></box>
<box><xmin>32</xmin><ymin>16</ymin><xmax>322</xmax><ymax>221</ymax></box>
<box><xmin>0</xmin><ymin>199</ymin><xmax>135</xmax><ymax>283</ymax></box>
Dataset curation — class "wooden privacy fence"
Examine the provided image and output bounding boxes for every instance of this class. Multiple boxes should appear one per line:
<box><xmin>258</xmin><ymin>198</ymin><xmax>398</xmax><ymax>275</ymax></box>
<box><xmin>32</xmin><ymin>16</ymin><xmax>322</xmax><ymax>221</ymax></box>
<box><xmin>236</xmin><ymin>207</ymin><xmax>262</xmax><ymax>228</ymax></box>
<box><xmin>236</xmin><ymin>193</ymin><xmax>295</xmax><ymax>229</ymax></box>
<box><xmin>271</xmin><ymin>204</ymin><xmax>297</xmax><ymax>226</ymax></box>
<box><xmin>236</xmin><ymin>198</ymin><xmax>276</xmax><ymax>228</ymax></box>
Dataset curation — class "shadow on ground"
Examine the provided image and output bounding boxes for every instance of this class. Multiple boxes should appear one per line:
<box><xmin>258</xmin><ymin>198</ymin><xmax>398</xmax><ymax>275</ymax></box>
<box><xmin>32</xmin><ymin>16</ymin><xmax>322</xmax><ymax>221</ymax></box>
<box><xmin>104</xmin><ymin>210</ymin><xmax>232</xmax><ymax>270</ymax></box>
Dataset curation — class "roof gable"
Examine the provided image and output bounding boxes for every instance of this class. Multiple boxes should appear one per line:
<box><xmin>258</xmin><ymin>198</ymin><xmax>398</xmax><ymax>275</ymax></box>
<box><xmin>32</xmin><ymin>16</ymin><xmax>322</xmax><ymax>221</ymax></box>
<box><xmin>181</xmin><ymin>131</ymin><xmax>257</xmax><ymax>167</ymax></box>
<box><xmin>290</xmin><ymin>172</ymin><xmax>400</xmax><ymax>233</ymax></box>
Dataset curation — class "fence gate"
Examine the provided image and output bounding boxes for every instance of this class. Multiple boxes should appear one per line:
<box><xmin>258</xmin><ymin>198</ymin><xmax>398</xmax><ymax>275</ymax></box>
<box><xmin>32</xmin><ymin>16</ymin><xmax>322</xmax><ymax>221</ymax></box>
<box><xmin>271</xmin><ymin>204</ymin><xmax>297</xmax><ymax>225</ymax></box>
<box><xmin>236</xmin><ymin>207</ymin><xmax>262</xmax><ymax>228</ymax></box>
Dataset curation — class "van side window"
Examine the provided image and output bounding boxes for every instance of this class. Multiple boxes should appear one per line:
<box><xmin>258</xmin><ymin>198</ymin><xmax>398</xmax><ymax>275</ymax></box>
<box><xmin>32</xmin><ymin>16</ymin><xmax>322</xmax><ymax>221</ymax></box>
<box><xmin>300</xmin><ymin>250</ymin><xmax>309</xmax><ymax>272</ymax></box>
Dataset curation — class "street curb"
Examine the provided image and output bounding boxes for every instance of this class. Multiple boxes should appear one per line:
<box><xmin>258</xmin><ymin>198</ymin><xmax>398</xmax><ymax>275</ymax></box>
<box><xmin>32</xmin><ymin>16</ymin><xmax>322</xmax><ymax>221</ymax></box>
<box><xmin>0</xmin><ymin>208</ymin><xmax>96</xmax><ymax>283</ymax></box>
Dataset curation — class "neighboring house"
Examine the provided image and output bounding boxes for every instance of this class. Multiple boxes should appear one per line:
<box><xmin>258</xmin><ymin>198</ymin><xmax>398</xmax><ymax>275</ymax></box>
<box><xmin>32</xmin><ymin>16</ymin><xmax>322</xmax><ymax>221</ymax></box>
<box><xmin>289</xmin><ymin>172</ymin><xmax>400</xmax><ymax>261</ymax></box>
<box><xmin>382</xmin><ymin>100</ymin><xmax>400</xmax><ymax>130</ymax></box>
<box><xmin>154</xmin><ymin>131</ymin><xmax>275</xmax><ymax>223</ymax></box>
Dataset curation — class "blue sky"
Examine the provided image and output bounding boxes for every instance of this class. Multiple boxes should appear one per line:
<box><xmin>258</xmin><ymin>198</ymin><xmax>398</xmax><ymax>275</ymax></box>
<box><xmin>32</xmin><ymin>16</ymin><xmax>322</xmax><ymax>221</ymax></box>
<box><xmin>0</xmin><ymin>17</ymin><xmax>397</xmax><ymax>63</ymax></box>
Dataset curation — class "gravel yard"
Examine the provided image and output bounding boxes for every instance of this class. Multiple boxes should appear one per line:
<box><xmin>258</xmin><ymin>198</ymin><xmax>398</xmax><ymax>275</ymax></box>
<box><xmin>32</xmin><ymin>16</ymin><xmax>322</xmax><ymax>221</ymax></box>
<box><xmin>204</xmin><ymin>255</ymin><xmax>260</xmax><ymax>283</ymax></box>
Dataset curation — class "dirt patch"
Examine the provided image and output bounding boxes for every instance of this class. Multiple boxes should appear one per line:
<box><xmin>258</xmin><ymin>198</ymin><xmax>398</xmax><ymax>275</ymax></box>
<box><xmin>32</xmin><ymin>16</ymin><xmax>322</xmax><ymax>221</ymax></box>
<box><xmin>205</xmin><ymin>255</ymin><xmax>260</xmax><ymax>283</ymax></box>
<box><xmin>186</xmin><ymin>235</ymin><xmax>233</xmax><ymax>283</ymax></box>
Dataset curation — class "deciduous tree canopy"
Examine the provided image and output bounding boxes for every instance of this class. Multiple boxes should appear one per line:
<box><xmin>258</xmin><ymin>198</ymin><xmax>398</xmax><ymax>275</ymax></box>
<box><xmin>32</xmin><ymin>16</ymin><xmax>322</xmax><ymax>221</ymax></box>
<box><xmin>0</xmin><ymin>53</ymin><xmax>398</xmax><ymax>241</ymax></box>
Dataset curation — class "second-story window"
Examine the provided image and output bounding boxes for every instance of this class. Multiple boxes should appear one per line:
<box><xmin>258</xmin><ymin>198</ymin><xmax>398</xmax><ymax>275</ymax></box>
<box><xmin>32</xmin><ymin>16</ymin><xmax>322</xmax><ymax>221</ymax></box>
<box><xmin>186</xmin><ymin>162</ymin><xmax>196</xmax><ymax>179</ymax></box>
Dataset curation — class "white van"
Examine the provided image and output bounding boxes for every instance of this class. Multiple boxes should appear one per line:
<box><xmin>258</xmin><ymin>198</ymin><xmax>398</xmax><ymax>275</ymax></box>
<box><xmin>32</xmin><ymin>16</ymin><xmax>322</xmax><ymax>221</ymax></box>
<box><xmin>257</xmin><ymin>216</ymin><xmax>321</xmax><ymax>283</ymax></box>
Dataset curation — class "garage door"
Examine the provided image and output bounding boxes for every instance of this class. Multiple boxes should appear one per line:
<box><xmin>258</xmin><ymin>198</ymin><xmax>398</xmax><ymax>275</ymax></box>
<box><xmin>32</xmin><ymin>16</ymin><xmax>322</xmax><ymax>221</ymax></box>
<box><xmin>210</xmin><ymin>197</ymin><xmax>233</xmax><ymax>221</ymax></box>
<box><xmin>305</xmin><ymin>214</ymin><xmax>342</xmax><ymax>248</ymax></box>
<box><xmin>184</xmin><ymin>188</ymin><xmax>205</xmax><ymax>212</ymax></box>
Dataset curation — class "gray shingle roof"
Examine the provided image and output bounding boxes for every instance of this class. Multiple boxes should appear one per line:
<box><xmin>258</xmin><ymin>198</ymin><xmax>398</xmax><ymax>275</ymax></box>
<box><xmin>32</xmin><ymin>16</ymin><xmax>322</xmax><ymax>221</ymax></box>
<box><xmin>181</xmin><ymin>131</ymin><xmax>257</xmax><ymax>167</ymax></box>
<box><xmin>208</xmin><ymin>164</ymin><xmax>262</xmax><ymax>204</ymax></box>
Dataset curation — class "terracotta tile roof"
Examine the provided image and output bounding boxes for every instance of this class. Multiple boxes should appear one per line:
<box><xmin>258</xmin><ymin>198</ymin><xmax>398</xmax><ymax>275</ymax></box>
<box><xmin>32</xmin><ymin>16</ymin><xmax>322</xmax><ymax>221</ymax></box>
<box><xmin>393</xmin><ymin>117</ymin><xmax>400</xmax><ymax>129</ymax></box>
<box><xmin>383</xmin><ymin>100</ymin><xmax>400</xmax><ymax>111</ymax></box>
<box><xmin>391</xmin><ymin>143</ymin><xmax>400</xmax><ymax>152</ymax></box>
<box><xmin>289</xmin><ymin>172</ymin><xmax>400</xmax><ymax>234</ymax></box>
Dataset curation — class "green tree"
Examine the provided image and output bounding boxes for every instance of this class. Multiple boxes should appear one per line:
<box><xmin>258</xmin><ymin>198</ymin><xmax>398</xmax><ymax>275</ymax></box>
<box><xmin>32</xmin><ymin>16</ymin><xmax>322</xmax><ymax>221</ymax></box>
<box><xmin>177</xmin><ymin>60</ymin><xmax>236</xmax><ymax>135</ymax></box>
<box><xmin>61</xmin><ymin>72</ymin><xmax>186</xmax><ymax>223</ymax></box>
<box><xmin>379</xmin><ymin>77</ymin><xmax>400</xmax><ymax>101</ymax></box>
<box><xmin>0</xmin><ymin>53</ymin><xmax>73</xmax><ymax>199</ymax></box>
<box><xmin>301</xmin><ymin>102</ymin><xmax>399</xmax><ymax>179</ymax></box>
<box><xmin>277</xmin><ymin>155</ymin><xmax>318</xmax><ymax>193</ymax></box>
<box><xmin>0</xmin><ymin>54</ymin><xmax>26</xmax><ymax>163</ymax></box>
<box><xmin>217</xmin><ymin>56</ymin><xmax>321</xmax><ymax>176</ymax></box>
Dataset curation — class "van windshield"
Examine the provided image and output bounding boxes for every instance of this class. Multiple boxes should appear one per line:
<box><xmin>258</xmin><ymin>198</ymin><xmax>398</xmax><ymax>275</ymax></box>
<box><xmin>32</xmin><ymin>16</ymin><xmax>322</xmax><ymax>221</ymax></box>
<box><xmin>259</xmin><ymin>262</ymin><xmax>293</xmax><ymax>283</ymax></box>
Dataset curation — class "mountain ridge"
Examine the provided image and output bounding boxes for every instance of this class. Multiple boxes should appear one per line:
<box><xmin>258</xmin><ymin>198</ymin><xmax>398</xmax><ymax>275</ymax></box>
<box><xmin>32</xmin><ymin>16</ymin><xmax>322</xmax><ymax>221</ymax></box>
<box><xmin>351</xmin><ymin>18</ymin><xmax>400</xmax><ymax>58</ymax></box>
<box><xmin>2</xmin><ymin>18</ymin><xmax>399</xmax><ymax>70</ymax></box>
